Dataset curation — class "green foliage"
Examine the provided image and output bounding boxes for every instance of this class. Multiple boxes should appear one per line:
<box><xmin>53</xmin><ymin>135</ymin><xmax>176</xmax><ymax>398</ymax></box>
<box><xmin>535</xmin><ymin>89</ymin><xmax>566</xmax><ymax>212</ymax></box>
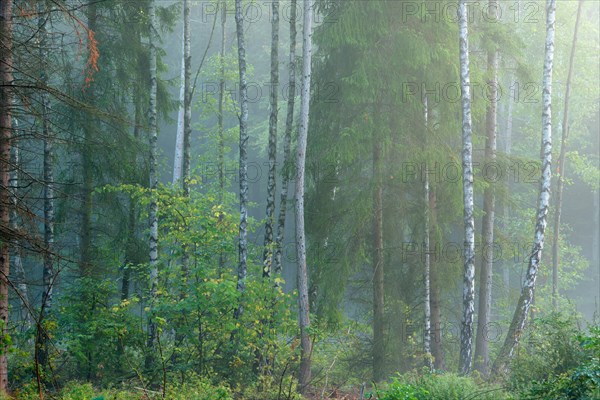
<box><xmin>372</xmin><ymin>372</ymin><xmax>511</xmax><ymax>400</ymax></box>
<box><xmin>373</xmin><ymin>377</ymin><xmax>429</xmax><ymax>400</ymax></box>
<box><xmin>519</xmin><ymin>326</ymin><xmax>600</xmax><ymax>400</ymax></box>
<box><xmin>508</xmin><ymin>312</ymin><xmax>586</xmax><ymax>392</ymax></box>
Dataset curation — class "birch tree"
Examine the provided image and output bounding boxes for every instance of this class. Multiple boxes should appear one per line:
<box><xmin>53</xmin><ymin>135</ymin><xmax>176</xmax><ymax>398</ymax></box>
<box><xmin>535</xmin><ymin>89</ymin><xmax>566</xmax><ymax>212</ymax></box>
<box><xmin>296</xmin><ymin>0</ymin><xmax>314</xmax><ymax>391</ymax></box>
<box><xmin>173</xmin><ymin>26</ymin><xmax>185</xmax><ymax>184</ymax></box>
<box><xmin>234</xmin><ymin>0</ymin><xmax>249</xmax><ymax>318</ymax></box>
<box><xmin>474</xmin><ymin>0</ymin><xmax>499</xmax><ymax>376</ymax></box>
<box><xmin>552</xmin><ymin>0</ymin><xmax>583</xmax><ymax>309</ymax></box>
<box><xmin>263</xmin><ymin>0</ymin><xmax>279</xmax><ymax>278</ymax></box>
<box><xmin>458</xmin><ymin>0</ymin><xmax>476</xmax><ymax>376</ymax></box>
<box><xmin>492</xmin><ymin>0</ymin><xmax>556</xmax><ymax>375</ymax></box>
<box><xmin>423</xmin><ymin>97</ymin><xmax>432</xmax><ymax>371</ymax></box>
<box><xmin>0</xmin><ymin>0</ymin><xmax>12</xmax><ymax>391</ymax></box>
<box><xmin>145</xmin><ymin>0</ymin><xmax>160</xmax><ymax>368</ymax></box>
<box><xmin>274</xmin><ymin>0</ymin><xmax>297</xmax><ymax>276</ymax></box>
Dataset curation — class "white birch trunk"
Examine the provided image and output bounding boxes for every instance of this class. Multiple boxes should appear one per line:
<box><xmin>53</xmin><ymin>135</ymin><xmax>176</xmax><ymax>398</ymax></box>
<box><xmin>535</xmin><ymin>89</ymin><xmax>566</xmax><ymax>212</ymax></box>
<box><xmin>263</xmin><ymin>0</ymin><xmax>279</xmax><ymax>278</ymax></box>
<box><xmin>234</xmin><ymin>0</ymin><xmax>249</xmax><ymax>318</ymax></box>
<box><xmin>423</xmin><ymin>96</ymin><xmax>432</xmax><ymax>371</ymax></box>
<box><xmin>146</xmin><ymin>0</ymin><xmax>159</xmax><ymax>367</ymax></box>
<box><xmin>173</xmin><ymin>25</ymin><xmax>185</xmax><ymax>184</ymax></box>
<box><xmin>492</xmin><ymin>0</ymin><xmax>556</xmax><ymax>375</ymax></box>
<box><xmin>458</xmin><ymin>0</ymin><xmax>476</xmax><ymax>376</ymax></box>
<box><xmin>296</xmin><ymin>0</ymin><xmax>313</xmax><ymax>391</ymax></box>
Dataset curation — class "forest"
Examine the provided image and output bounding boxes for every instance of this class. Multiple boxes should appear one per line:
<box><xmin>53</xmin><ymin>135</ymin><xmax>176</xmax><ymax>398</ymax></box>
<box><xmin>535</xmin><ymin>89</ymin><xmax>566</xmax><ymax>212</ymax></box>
<box><xmin>0</xmin><ymin>0</ymin><xmax>599</xmax><ymax>398</ymax></box>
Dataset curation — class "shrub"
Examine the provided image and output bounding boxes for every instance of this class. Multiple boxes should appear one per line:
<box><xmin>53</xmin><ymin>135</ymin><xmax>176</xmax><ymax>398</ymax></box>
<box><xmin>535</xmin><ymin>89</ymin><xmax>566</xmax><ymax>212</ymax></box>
<box><xmin>372</xmin><ymin>372</ymin><xmax>512</xmax><ymax>400</ymax></box>
<box><xmin>519</xmin><ymin>326</ymin><xmax>600</xmax><ymax>400</ymax></box>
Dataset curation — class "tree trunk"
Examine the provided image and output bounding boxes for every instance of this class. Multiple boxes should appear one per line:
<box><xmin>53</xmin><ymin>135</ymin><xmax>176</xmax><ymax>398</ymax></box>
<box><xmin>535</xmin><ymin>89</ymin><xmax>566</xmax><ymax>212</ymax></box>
<box><xmin>145</xmin><ymin>0</ymin><xmax>159</xmax><ymax>370</ymax></box>
<box><xmin>458</xmin><ymin>0</ymin><xmax>476</xmax><ymax>376</ymax></box>
<box><xmin>274</xmin><ymin>0</ymin><xmax>297</xmax><ymax>276</ymax></box>
<box><xmin>0</xmin><ymin>0</ymin><xmax>12</xmax><ymax>391</ymax></box>
<box><xmin>10</xmin><ymin>144</ymin><xmax>30</xmax><ymax>330</ymax></box>
<box><xmin>180</xmin><ymin>0</ymin><xmax>192</xmax><ymax>278</ymax></box>
<box><xmin>217</xmin><ymin>0</ymin><xmax>226</xmax><ymax>270</ymax></box>
<box><xmin>122</xmin><ymin>81</ymin><xmax>142</xmax><ymax>301</ymax></box>
<box><xmin>37</xmin><ymin>4</ymin><xmax>55</xmax><ymax>371</ymax></box>
<box><xmin>234</xmin><ymin>0</ymin><xmax>249</xmax><ymax>319</ymax></box>
<box><xmin>429</xmin><ymin>188</ymin><xmax>445</xmax><ymax>370</ymax></box>
<box><xmin>503</xmin><ymin>77</ymin><xmax>514</xmax><ymax>297</ymax></box>
<box><xmin>551</xmin><ymin>0</ymin><xmax>582</xmax><ymax>310</ymax></box>
<box><xmin>218</xmin><ymin>0</ymin><xmax>226</xmax><ymax>197</ymax></box>
<box><xmin>423</xmin><ymin>97</ymin><xmax>432</xmax><ymax>371</ymax></box>
<box><xmin>262</xmin><ymin>0</ymin><xmax>279</xmax><ymax>279</ymax></box>
<box><xmin>296</xmin><ymin>0</ymin><xmax>313</xmax><ymax>392</ymax></box>
<box><xmin>474</xmin><ymin>3</ymin><xmax>498</xmax><ymax>375</ymax></box>
<box><xmin>182</xmin><ymin>0</ymin><xmax>191</xmax><ymax>197</ymax></box>
<box><xmin>492</xmin><ymin>0</ymin><xmax>556</xmax><ymax>376</ymax></box>
<box><xmin>173</xmin><ymin>24</ymin><xmax>185</xmax><ymax>184</ymax></box>
<box><xmin>372</xmin><ymin>108</ymin><xmax>384</xmax><ymax>382</ymax></box>
<box><xmin>81</xmin><ymin>3</ymin><xmax>97</xmax><ymax>277</ymax></box>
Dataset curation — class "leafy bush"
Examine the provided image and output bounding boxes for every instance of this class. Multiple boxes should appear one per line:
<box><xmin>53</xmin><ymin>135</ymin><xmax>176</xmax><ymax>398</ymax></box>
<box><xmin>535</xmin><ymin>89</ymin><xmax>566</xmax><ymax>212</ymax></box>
<box><xmin>373</xmin><ymin>377</ymin><xmax>429</xmax><ymax>400</ymax></box>
<box><xmin>519</xmin><ymin>326</ymin><xmax>600</xmax><ymax>399</ymax></box>
<box><xmin>373</xmin><ymin>372</ymin><xmax>511</xmax><ymax>400</ymax></box>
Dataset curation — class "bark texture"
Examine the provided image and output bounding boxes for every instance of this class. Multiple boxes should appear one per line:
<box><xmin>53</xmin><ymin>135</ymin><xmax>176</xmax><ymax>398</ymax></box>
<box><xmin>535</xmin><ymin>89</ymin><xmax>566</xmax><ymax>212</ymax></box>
<box><xmin>263</xmin><ymin>0</ymin><xmax>279</xmax><ymax>278</ymax></box>
<box><xmin>492</xmin><ymin>0</ymin><xmax>556</xmax><ymax>376</ymax></box>
<box><xmin>0</xmin><ymin>0</ymin><xmax>12</xmax><ymax>391</ymax></box>
<box><xmin>458</xmin><ymin>0</ymin><xmax>476</xmax><ymax>376</ymax></box>
<box><xmin>234</xmin><ymin>0</ymin><xmax>249</xmax><ymax>318</ymax></box>
<box><xmin>146</xmin><ymin>0</ymin><xmax>159</xmax><ymax>369</ymax></box>
<box><xmin>296</xmin><ymin>0</ymin><xmax>314</xmax><ymax>391</ymax></box>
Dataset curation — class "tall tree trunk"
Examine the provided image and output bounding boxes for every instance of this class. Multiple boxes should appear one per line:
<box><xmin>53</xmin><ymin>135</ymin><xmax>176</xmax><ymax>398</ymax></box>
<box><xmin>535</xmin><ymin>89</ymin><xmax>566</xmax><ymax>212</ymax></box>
<box><xmin>296</xmin><ymin>0</ymin><xmax>313</xmax><ymax>392</ymax></box>
<box><xmin>474</xmin><ymin>3</ymin><xmax>499</xmax><ymax>375</ymax></box>
<box><xmin>274</xmin><ymin>0</ymin><xmax>297</xmax><ymax>276</ymax></box>
<box><xmin>423</xmin><ymin>97</ymin><xmax>432</xmax><ymax>371</ymax></box>
<box><xmin>218</xmin><ymin>0</ymin><xmax>226</xmax><ymax>197</ymax></box>
<box><xmin>551</xmin><ymin>0</ymin><xmax>582</xmax><ymax>310</ymax></box>
<box><xmin>173</xmin><ymin>25</ymin><xmax>185</xmax><ymax>184</ymax></box>
<box><xmin>429</xmin><ymin>187</ymin><xmax>445</xmax><ymax>370</ymax></box>
<box><xmin>503</xmin><ymin>77</ymin><xmax>514</xmax><ymax>297</ymax></box>
<box><xmin>182</xmin><ymin>0</ymin><xmax>191</xmax><ymax>197</ymax></box>
<box><xmin>372</xmin><ymin>107</ymin><xmax>384</xmax><ymax>382</ymax></box>
<box><xmin>37</xmin><ymin>4</ymin><xmax>55</xmax><ymax>371</ymax></box>
<box><xmin>10</xmin><ymin>144</ymin><xmax>30</xmax><ymax>330</ymax></box>
<box><xmin>217</xmin><ymin>0</ymin><xmax>227</xmax><ymax>270</ymax></box>
<box><xmin>0</xmin><ymin>0</ymin><xmax>13</xmax><ymax>391</ymax></box>
<box><xmin>492</xmin><ymin>0</ymin><xmax>556</xmax><ymax>376</ymax></box>
<box><xmin>122</xmin><ymin>86</ymin><xmax>142</xmax><ymax>301</ymax></box>
<box><xmin>262</xmin><ymin>0</ymin><xmax>280</xmax><ymax>279</ymax></box>
<box><xmin>81</xmin><ymin>3</ymin><xmax>97</xmax><ymax>277</ymax></box>
<box><xmin>234</xmin><ymin>0</ymin><xmax>249</xmax><ymax>319</ymax></box>
<box><xmin>145</xmin><ymin>0</ymin><xmax>159</xmax><ymax>370</ymax></box>
<box><xmin>458</xmin><ymin>0</ymin><xmax>476</xmax><ymax>376</ymax></box>
<box><xmin>180</xmin><ymin>0</ymin><xmax>192</xmax><ymax>277</ymax></box>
